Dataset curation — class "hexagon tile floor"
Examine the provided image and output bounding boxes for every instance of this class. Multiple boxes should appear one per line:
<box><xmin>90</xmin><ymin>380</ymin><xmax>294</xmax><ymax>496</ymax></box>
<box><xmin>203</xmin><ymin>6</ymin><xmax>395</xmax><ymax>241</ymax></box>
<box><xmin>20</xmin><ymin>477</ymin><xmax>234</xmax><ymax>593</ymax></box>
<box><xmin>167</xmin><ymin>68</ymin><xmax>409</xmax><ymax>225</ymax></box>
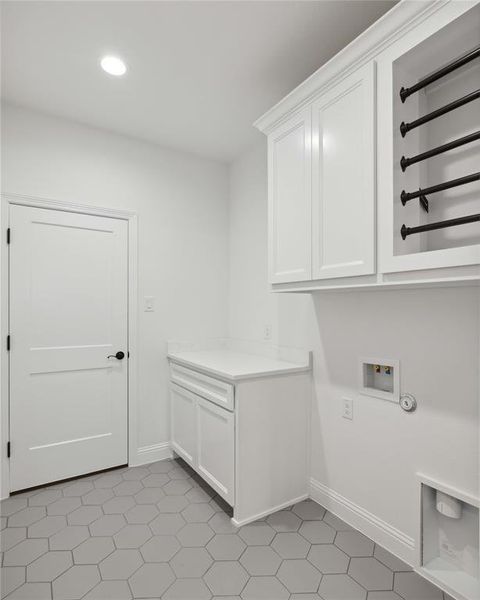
<box><xmin>1</xmin><ymin>458</ymin><xmax>451</xmax><ymax>600</ymax></box>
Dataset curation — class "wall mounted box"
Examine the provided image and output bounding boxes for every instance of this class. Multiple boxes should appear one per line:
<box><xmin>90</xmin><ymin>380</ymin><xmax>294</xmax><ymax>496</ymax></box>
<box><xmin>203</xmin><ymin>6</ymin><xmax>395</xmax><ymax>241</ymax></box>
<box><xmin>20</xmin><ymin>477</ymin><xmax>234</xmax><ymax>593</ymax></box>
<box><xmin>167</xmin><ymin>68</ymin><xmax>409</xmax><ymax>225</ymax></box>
<box><xmin>417</xmin><ymin>474</ymin><xmax>480</xmax><ymax>600</ymax></box>
<box><xmin>359</xmin><ymin>358</ymin><xmax>399</xmax><ymax>403</ymax></box>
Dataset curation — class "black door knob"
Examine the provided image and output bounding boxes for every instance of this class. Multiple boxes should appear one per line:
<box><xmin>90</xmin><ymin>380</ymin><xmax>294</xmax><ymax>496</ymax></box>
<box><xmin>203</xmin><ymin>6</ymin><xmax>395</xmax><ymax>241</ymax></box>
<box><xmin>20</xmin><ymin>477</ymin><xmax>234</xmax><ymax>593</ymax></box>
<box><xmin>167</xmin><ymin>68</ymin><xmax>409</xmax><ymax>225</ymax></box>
<box><xmin>107</xmin><ymin>351</ymin><xmax>125</xmax><ymax>360</ymax></box>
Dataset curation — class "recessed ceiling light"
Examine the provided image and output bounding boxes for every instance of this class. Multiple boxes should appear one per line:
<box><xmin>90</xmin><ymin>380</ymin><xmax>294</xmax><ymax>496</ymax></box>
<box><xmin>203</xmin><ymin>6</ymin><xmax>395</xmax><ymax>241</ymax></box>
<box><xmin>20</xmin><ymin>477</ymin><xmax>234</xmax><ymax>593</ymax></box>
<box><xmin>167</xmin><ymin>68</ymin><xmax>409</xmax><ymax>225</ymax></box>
<box><xmin>100</xmin><ymin>55</ymin><xmax>127</xmax><ymax>77</ymax></box>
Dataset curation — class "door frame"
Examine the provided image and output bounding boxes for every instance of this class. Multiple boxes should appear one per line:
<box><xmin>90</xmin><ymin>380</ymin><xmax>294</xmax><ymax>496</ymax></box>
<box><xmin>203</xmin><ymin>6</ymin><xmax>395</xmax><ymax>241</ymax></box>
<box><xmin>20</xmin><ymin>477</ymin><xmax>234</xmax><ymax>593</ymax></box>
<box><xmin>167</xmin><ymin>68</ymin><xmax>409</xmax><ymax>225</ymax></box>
<box><xmin>0</xmin><ymin>192</ymin><xmax>138</xmax><ymax>499</ymax></box>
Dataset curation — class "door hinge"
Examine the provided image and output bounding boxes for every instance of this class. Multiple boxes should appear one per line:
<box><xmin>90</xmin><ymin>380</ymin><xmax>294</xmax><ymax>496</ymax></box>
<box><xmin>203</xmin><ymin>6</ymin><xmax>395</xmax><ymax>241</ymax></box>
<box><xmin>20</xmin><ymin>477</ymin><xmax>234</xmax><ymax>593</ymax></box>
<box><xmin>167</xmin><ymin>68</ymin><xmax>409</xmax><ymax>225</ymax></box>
<box><xmin>6</xmin><ymin>335</ymin><xmax>10</xmax><ymax>351</ymax></box>
<box><xmin>7</xmin><ymin>442</ymin><xmax>10</xmax><ymax>458</ymax></box>
<box><xmin>6</xmin><ymin>228</ymin><xmax>10</xmax><ymax>245</ymax></box>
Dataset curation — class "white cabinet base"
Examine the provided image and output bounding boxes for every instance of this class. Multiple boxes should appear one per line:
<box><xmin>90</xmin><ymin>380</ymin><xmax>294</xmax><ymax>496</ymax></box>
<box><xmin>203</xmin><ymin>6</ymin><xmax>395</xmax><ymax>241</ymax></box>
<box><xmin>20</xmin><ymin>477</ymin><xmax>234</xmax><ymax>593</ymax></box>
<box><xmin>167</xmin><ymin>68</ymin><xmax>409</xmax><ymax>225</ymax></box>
<box><xmin>170</xmin><ymin>360</ymin><xmax>311</xmax><ymax>525</ymax></box>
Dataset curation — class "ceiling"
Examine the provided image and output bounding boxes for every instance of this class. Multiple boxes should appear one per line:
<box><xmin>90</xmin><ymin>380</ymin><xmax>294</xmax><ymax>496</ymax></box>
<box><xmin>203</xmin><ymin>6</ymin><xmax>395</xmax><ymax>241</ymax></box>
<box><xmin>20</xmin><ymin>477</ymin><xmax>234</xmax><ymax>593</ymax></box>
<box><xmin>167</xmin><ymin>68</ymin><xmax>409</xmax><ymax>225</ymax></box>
<box><xmin>1</xmin><ymin>1</ymin><xmax>396</xmax><ymax>162</ymax></box>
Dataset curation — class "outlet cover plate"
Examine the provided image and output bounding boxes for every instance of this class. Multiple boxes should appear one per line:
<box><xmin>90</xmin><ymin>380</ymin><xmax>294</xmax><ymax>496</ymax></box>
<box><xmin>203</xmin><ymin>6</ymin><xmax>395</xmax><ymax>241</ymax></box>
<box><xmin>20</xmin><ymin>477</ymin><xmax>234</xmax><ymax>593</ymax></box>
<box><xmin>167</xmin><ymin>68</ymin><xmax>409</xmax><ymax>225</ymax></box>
<box><xmin>342</xmin><ymin>397</ymin><xmax>353</xmax><ymax>420</ymax></box>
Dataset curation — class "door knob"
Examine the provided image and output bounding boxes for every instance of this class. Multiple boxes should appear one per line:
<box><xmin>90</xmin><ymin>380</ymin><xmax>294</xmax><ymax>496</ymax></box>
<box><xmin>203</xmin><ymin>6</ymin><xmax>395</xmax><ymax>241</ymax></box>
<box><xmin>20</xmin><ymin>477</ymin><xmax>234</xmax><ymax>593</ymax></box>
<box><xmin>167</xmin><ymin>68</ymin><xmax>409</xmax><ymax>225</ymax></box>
<box><xmin>107</xmin><ymin>351</ymin><xmax>125</xmax><ymax>360</ymax></box>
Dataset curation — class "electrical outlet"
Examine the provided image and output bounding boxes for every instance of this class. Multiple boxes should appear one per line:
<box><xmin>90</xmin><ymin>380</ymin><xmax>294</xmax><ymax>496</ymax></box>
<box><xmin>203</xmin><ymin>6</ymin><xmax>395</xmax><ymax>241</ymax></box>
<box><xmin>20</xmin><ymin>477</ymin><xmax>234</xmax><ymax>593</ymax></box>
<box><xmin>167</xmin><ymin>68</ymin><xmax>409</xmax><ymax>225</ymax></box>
<box><xmin>264</xmin><ymin>324</ymin><xmax>272</xmax><ymax>340</ymax></box>
<box><xmin>342</xmin><ymin>397</ymin><xmax>353</xmax><ymax>420</ymax></box>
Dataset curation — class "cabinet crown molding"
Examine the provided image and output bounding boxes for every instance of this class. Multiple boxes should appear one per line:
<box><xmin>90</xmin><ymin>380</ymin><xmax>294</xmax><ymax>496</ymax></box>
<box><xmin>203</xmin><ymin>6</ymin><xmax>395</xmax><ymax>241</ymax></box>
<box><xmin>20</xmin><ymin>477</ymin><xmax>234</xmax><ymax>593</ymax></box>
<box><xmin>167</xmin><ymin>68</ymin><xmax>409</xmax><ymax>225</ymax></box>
<box><xmin>254</xmin><ymin>0</ymin><xmax>453</xmax><ymax>134</ymax></box>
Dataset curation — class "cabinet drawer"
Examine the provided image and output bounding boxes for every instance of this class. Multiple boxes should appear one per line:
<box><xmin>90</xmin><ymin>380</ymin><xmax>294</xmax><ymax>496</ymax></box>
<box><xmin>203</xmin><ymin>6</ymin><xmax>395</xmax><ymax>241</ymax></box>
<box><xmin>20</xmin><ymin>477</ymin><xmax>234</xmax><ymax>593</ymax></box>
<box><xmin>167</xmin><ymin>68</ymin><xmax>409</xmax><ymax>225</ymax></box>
<box><xmin>170</xmin><ymin>363</ymin><xmax>234</xmax><ymax>411</ymax></box>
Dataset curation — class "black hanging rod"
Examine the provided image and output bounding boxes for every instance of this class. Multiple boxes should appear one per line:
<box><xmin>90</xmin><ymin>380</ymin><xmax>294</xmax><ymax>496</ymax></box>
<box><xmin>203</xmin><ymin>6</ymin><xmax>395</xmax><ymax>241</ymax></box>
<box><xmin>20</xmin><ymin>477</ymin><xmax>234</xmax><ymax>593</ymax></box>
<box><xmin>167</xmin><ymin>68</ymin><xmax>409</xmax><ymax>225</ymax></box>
<box><xmin>400</xmin><ymin>44</ymin><xmax>480</xmax><ymax>103</ymax></box>
<box><xmin>401</xmin><ymin>130</ymin><xmax>480</xmax><ymax>172</ymax></box>
<box><xmin>401</xmin><ymin>172</ymin><xmax>480</xmax><ymax>205</ymax></box>
<box><xmin>400</xmin><ymin>89</ymin><xmax>480</xmax><ymax>137</ymax></box>
<box><xmin>401</xmin><ymin>213</ymin><xmax>480</xmax><ymax>240</ymax></box>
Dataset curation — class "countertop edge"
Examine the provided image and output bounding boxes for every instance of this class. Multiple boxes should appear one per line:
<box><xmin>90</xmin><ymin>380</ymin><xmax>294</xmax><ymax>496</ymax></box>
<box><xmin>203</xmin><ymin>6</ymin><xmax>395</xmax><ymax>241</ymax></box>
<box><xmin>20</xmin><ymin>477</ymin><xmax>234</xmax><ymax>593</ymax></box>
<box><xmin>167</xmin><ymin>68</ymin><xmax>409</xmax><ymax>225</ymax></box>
<box><xmin>167</xmin><ymin>354</ymin><xmax>312</xmax><ymax>383</ymax></box>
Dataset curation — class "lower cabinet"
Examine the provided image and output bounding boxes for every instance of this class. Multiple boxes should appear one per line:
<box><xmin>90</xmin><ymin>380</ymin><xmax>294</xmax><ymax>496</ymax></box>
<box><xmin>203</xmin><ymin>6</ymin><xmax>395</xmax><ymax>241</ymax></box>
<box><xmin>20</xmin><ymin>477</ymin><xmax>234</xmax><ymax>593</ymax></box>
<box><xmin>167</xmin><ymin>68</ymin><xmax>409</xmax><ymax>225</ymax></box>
<box><xmin>170</xmin><ymin>362</ymin><xmax>310</xmax><ymax>526</ymax></box>
<box><xmin>170</xmin><ymin>382</ymin><xmax>234</xmax><ymax>505</ymax></box>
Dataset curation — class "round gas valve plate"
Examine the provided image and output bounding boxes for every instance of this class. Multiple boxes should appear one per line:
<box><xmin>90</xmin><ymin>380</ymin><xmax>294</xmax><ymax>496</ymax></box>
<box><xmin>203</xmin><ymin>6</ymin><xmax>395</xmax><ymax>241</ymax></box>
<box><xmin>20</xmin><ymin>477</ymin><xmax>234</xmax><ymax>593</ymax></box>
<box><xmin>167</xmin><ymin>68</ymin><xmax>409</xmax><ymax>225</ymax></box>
<box><xmin>400</xmin><ymin>393</ymin><xmax>417</xmax><ymax>413</ymax></box>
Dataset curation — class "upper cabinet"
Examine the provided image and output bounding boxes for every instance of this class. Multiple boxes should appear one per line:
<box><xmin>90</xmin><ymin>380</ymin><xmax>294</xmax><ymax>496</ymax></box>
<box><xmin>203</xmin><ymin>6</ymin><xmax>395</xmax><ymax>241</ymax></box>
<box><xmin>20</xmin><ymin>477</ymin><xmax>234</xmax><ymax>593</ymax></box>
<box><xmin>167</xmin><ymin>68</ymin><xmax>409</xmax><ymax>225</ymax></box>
<box><xmin>268</xmin><ymin>109</ymin><xmax>312</xmax><ymax>283</ymax></box>
<box><xmin>267</xmin><ymin>63</ymin><xmax>375</xmax><ymax>285</ymax></box>
<box><xmin>311</xmin><ymin>62</ymin><xmax>376</xmax><ymax>280</ymax></box>
<box><xmin>257</xmin><ymin>0</ymin><xmax>480</xmax><ymax>292</ymax></box>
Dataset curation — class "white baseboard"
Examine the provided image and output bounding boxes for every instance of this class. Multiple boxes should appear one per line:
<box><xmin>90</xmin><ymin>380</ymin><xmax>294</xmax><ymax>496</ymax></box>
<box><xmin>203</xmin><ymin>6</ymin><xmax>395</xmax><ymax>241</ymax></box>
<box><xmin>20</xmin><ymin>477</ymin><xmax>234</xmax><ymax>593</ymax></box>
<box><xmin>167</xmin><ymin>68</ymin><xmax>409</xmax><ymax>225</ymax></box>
<box><xmin>309</xmin><ymin>477</ymin><xmax>415</xmax><ymax>565</ymax></box>
<box><xmin>232</xmin><ymin>493</ymin><xmax>308</xmax><ymax>527</ymax></box>
<box><xmin>131</xmin><ymin>442</ymin><xmax>173</xmax><ymax>467</ymax></box>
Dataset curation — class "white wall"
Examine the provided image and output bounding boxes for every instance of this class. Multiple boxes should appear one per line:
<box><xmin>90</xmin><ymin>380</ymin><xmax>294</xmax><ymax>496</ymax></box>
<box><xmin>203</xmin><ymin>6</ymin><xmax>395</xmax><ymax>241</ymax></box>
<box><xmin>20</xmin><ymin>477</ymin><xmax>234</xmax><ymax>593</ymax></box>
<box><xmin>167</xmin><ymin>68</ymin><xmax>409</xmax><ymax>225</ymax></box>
<box><xmin>228</xmin><ymin>140</ymin><xmax>479</xmax><ymax>561</ymax></box>
<box><xmin>2</xmin><ymin>103</ymin><xmax>229</xmax><ymax>466</ymax></box>
<box><xmin>3</xmin><ymin>102</ymin><xmax>479</xmax><ymax>562</ymax></box>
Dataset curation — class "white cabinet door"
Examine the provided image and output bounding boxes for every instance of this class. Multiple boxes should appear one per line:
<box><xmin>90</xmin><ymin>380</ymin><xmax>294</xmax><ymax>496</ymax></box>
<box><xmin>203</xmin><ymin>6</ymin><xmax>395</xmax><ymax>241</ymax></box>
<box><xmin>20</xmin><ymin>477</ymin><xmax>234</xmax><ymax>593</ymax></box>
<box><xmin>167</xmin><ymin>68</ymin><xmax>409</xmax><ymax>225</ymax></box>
<box><xmin>170</xmin><ymin>383</ymin><xmax>197</xmax><ymax>467</ymax></box>
<box><xmin>197</xmin><ymin>398</ymin><xmax>234</xmax><ymax>505</ymax></box>
<box><xmin>268</xmin><ymin>108</ymin><xmax>312</xmax><ymax>283</ymax></box>
<box><xmin>311</xmin><ymin>62</ymin><xmax>376</xmax><ymax>279</ymax></box>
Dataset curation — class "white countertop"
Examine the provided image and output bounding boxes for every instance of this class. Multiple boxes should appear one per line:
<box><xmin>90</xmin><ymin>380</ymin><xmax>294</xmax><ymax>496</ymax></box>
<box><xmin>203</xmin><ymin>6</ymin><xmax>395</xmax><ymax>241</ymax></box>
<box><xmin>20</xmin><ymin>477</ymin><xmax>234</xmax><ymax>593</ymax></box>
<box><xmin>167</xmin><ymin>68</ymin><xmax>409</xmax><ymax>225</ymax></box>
<box><xmin>167</xmin><ymin>348</ymin><xmax>311</xmax><ymax>382</ymax></box>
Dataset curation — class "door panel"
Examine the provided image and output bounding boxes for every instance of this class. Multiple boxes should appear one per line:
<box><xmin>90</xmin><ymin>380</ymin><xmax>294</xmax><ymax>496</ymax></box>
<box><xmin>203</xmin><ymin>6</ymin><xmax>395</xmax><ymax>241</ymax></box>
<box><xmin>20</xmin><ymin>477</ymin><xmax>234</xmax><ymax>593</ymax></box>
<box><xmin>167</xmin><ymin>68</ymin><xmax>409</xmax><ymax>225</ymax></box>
<box><xmin>268</xmin><ymin>109</ymin><xmax>312</xmax><ymax>283</ymax></box>
<box><xmin>312</xmin><ymin>62</ymin><xmax>376</xmax><ymax>279</ymax></box>
<box><xmin>170</xmin><ymin>383</ymin><xmax>197</xmax><ymax>466</ymax></box>
<box><xmin>197</xmin><ymin>397</ymin><xmax>234</xmax><ymax>505</ymax></box>
<box><xmin>10</xmin><ymin>205</ymin><xmax>128</xmax><ymax>491</ymax></box>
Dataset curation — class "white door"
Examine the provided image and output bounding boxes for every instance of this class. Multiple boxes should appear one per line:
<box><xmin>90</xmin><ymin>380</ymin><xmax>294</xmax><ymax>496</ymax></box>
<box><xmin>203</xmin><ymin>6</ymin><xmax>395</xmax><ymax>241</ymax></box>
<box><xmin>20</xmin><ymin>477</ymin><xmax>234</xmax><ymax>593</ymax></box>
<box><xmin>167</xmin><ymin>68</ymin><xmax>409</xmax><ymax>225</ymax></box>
<box><xmin>197</xmin><ymin>397</ymin><xmax>234</xmax><ymax>505</ymax></box>
<box><xmin>9</xmin><ymin>205</ymin><xmax>128</xmax><ymax>491</ymax></box>
<box><xmin>311</xmin><ymin>62</ymin><xmax>376</xmax><ymax>279</ymax></box>
<box><xmin>268</xmin><ymin>108</ymin><xmax>312</xmax><ymax>284</ymax></box>
<box><xmin>170</xmin><ymin>383</ymin><xmax>197</xmax><ymax>467</ymax></box>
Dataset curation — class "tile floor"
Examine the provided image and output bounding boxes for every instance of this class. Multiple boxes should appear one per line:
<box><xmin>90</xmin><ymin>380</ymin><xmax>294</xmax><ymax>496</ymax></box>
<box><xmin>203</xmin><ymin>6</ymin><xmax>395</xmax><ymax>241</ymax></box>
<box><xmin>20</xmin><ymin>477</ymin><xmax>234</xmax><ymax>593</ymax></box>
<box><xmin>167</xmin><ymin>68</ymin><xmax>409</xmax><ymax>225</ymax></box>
<box><xmin>1</xmin><ymin>458</ymin><xmax>451</xmax><ymax>599</ymax></box>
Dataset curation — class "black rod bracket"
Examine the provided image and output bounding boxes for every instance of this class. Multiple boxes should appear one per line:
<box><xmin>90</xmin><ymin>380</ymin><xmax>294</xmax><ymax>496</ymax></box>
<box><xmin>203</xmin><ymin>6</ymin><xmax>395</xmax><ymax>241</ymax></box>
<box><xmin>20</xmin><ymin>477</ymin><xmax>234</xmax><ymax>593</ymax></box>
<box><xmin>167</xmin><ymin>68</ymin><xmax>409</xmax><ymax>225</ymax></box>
<box><xmin>419</xmin><ymin>194</ymin><xmax>429</xmax><ymax>213</ymax></box>
<box><xmin>401</xmin><ymin>172</ymin><xmax>480</xmax><ymax>204</ymax></box>
<box><xmin>400</xmin><ymin>190</ymin><xmax>428</xmax><ymax>212</ymax></box>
